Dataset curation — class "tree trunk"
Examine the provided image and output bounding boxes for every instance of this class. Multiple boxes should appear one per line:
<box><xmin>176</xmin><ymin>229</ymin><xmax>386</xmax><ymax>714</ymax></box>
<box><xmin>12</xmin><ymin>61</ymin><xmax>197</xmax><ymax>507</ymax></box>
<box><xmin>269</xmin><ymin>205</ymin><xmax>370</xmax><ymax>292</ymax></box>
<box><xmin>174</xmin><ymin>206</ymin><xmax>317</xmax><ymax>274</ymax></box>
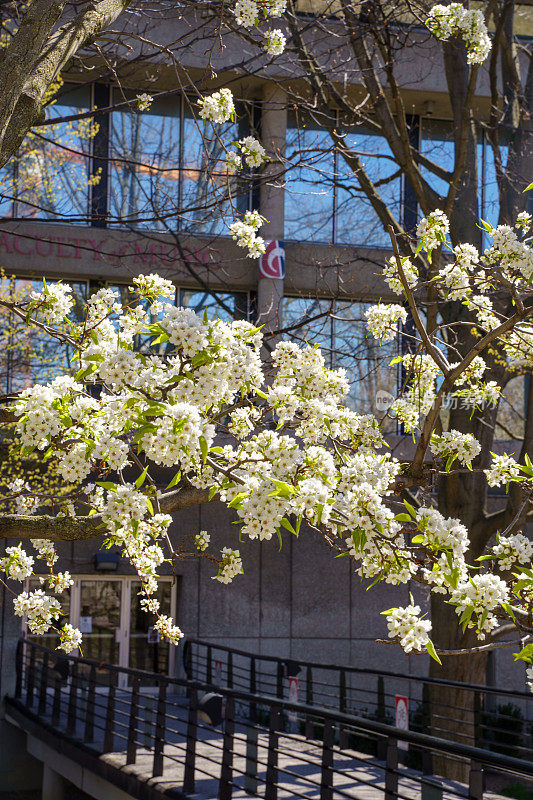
<box><xmin>429</xmin><ymin>596</ymin><xmax>488</xmax><ymax>782</ymax></box>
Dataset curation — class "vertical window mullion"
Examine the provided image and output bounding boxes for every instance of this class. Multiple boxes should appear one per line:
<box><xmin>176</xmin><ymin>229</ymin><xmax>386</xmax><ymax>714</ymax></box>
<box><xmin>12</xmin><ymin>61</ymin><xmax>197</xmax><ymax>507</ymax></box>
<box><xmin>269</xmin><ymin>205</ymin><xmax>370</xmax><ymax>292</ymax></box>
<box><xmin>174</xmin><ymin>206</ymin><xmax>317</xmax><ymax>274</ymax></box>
<box><xmin>91</xmin><ymin>83</ymin><xmax>110</xmax><ymax>228</ymax></box>
<box><xmin>332</xmin><ymin>111</ymin><xmax>338</xmax><ymax>244</ymax></box>
<box><xmin>178</xmin><ymin>94</ymin><xmax>184</xmax><ymax>229</ymax></box>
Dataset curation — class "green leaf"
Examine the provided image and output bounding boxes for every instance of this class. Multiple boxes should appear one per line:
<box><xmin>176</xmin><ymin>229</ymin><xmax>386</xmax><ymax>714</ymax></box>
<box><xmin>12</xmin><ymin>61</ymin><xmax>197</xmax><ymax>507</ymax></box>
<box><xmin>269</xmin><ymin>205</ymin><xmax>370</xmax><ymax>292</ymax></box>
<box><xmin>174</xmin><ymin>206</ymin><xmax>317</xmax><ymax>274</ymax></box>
<box><xmin>426</xmin><ymin>639</ymin><xmax>442</xmax><ymax>665</ymax></box>
<box><xmin>403</xmin><ymin>501</ymin><xmax>417</xmax><ymax>518</ymax></box>
<box><xmin>280</xmin><ymin>517</ymin><xmax>296</xmax><ymax>535</ymax></box>
<box><xmin>513</xmin><ymin>643</ymin><xmax>533</xmax><ymax>663</ymax></box>
<box><xmin>96</xmin><ymin>481</ymin><xmax>117</xmax><ymax>492</ymax></box>
<box><xmin>146</xmin><ymin>498</ymin><xmax>154</xmax><ymax>516</ymax></box>
<box><xmin>199</xmin><ymin>436</ymin><xmax>208</xmax><ymax>465</ymax></box>
<box><xmin>268</xmin><ymin>478</ymin><xmax>296</xmax><ymax>499</ymax></box>
<box><xmin>395</xmin><ymin>513</ymin><xmax>413</xmax><ymax>523</ymax></box>
<box><xmin>166</xmin><ymin>470</ymin><xmax>182</xmax><ymax>489</ymax></box>
<box><xmin>135</xmin><ymin>465</ymin><xmax>149</xmax><ymax>489</ymax></box>
<box><xmin>523</xmin><ymin>182</ymin><xmax>533</xmax><ymax>193</ymax></box>
<box><xmin>228</xmin><ymin>491</ymin><xmax>249</xmax><ymax>509</ymax></box>
<box><xmin>500</xmin><ymin>602</ymin><xmax>516</xmax><ymax>622</ymax></box>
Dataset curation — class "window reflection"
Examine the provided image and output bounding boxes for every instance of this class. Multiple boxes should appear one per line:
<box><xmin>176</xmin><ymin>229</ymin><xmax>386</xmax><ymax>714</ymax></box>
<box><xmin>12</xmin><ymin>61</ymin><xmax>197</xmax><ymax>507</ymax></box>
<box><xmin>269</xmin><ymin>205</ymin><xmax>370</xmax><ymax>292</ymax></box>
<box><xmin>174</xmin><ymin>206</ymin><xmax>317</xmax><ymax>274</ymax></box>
<box><xmin>110</xmin><ymin>94</ymin><xmax>249</xmax><ymax>233</ymax></box>
<box><xmin>336</xmin><ymin>128</ymin><xmax>401</xmax><ymax>248</ymax></box>
<box><xmin>282</xmin><ymin>296</ymin><xmax>398</xmax><ymax>431</ymax></box>
<box><xmin>285</xmin><ymin>118</ymin><xmax>335</xmax><ymax>243</ymax></box>
<box><xmin>110</xmin><ymin>94</ymin><xmax>181</xmax><ymax>230</ymax></box>
<box><xmin>0</xmin><ymin>84</ymin><xmax>92</xmax><ymax>222</ymax></box>
<box><xmin>180</xmin><ymin>289</ymin><xmax>249</xmax><ymax>321</ymax></box>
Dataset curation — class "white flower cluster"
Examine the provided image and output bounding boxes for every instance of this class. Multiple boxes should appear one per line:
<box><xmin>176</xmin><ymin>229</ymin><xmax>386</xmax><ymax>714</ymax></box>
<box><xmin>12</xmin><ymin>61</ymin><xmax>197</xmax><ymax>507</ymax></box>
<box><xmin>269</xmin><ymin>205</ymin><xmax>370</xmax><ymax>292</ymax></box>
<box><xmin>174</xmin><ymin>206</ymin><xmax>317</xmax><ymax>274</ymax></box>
<box><xmin>437</xmin><ymin>243</ymin><xmax>479</xmax><ymax>300</ymax></box>
<box><xmin>485</xmin><ymin>454</ymin><xmax>522</xmax><ymax>487</ymax></box>
<box><xmin>213</xmin><ymin>548</ymin><xmax>243</xmax><ymax>583</ymax></box>
<box><xmin>7</xmin><ymin>478</ymin><xmax>38</xmax><ymax>515</ymax></box>
<box><xmin>239</xmin><ymin>136</ymin><xmax>267</xmax><ymax>167</ymax></box>
<box><xmin>265</xmin><ymin>28</ymin><xmax>286</xmax><ymax>55</ymax></box>
<box><xmin>430</xmin><ymin>430</ymin><xmax>481</xmax><ymax>467</ymax></box>
<box><xmin>527</xmin><ymin>666</ymin><xmax>533</xmax><ymax>693</ymax></box>
<box><xmin>365</xmin><ymin>303</ymin><xmax>407</xmax><ymax>342</ymax></box>
<box><xmin>451</xmin><ymin>574</ymin><xmax>509</xmax><ymax>638</ymax></box>
<box><xmin>48</xmin><ymin>572</ymin><xmax>74</xmax><ymax>593</ymax></box>
<box><xmin>226</xmin><ymin>137</ymin><xmax>267</xmax><ymax>174</ymax></box>
<box><xmin>132</xmin><ymin>273</ymin><xmax>174</xmax><ymax>298</ymax></box>
<box><xmin>386</xmin><ymin>605</ymin><xmax>432</xmax><ymax>654</ymax></box>
<box><xmin>487</xmin><ymin>224</ymin><xmax>533</xmax><ymax>285</ymax></box>
<box><xmin>416</xmin><ymin>209</ymin><xmax>449</xmax><ymax>252</ymax></box>
<box><xmin>154</xmin><ymin>615</ymin><xmax>183</xmax><ymax>645</ymax></box>
<box><xmin>492</xmin><ymin>533</ymin><xmax>533</xmax><ymax>571</ymax></box>
<box><xmin>233</xmin><ymin>0</ymin><xmax>287</xmax><ymax>54</ymax></box>
<box><xmin>136</xmin><ymin>93</ymin><xmax>153</xmax><ymax>111</ymax></box>
<box><xmin>199</xmin><ymin>88</ymin><xmax>235</xmax><ymax>124</ymax></box>
<box><xmin>30</xmin><ymin>282</ymin><xmax>74</xmax><ymax>324</ymax></box>
<box><xmin>32</xmin><ymin>539</ymin><xmax>57</xmax><ymax>567</ymax></box>
<box><xmin>426</xmin><ymin>4</ymin><xmax>491</xmax><ymax>64</ymax></box>
<box><xmin>13</xmin><ymin>590</ymin><xmax>61</xmax><ymax>635</ymax></box>
<box><xmin>195</xmin><ymin>531</ymin><xmax>210</xmax><ymax>551</ymax></box>
<box><xmin>229</xmin><ymin>210</ymin><xmax>266</xmax><ymax>257</ymax></box>
<box><xmin>391</xmin><ymin>354</ymin><xmax>439</xmax><ymax>431</ymax></box>
<box><xmin>383</xmin><ymin>256</ymin><xmax>418</xmax><ymax>295</ymax></box>
<box><xmin>0</xmin><ymin>544</ymin><xmax>34</xmax><ymax>581</ymax></box>
<box><xmin>58</xmin><ymin>624</ymin><xmax>82</xmax><ymax>654</ymax></box>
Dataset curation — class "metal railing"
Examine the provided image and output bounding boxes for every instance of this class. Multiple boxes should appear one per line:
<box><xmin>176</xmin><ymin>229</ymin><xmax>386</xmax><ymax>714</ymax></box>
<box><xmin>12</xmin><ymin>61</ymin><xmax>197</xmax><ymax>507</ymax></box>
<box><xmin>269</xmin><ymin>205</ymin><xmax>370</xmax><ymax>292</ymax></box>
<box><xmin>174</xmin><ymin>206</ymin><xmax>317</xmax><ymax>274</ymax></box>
<box><xmin>184</xmin><ymin>637</ymin><xmax>533</xmax><ymax>760</ymax></box>
<box><xmin>7</xmin><ymin>638</ymin><xmax>533</xmax><ymax>800</ymax></box>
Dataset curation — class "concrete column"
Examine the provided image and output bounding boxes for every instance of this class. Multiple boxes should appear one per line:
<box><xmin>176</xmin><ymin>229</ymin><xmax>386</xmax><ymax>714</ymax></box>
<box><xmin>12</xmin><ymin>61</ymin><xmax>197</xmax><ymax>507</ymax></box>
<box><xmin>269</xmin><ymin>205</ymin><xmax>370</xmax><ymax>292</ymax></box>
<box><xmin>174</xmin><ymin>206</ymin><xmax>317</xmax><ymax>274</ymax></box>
<box><xmin>43</xmin><ymin>763</ymin><xmax>65</xmax><ymax>800</ymax></box>
<box><xmin>257</xmin><ymin>83</ymin><xmax>287</xmax><ymax>337</ymax></box>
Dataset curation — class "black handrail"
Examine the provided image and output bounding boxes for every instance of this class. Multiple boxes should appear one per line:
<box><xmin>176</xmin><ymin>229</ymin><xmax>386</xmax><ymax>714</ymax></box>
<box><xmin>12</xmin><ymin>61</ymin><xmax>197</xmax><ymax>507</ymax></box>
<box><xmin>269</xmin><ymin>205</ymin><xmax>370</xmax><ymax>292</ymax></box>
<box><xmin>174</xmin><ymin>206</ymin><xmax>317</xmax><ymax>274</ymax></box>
<box><xmin>185</xmin><ymin>636</ymin><xmax>533</xmax><ymax>701</ymax></box>
<box><xmin>9</xmin><ymin>637</ymin><xmax>533</xmax><ymax>800</ymax></box>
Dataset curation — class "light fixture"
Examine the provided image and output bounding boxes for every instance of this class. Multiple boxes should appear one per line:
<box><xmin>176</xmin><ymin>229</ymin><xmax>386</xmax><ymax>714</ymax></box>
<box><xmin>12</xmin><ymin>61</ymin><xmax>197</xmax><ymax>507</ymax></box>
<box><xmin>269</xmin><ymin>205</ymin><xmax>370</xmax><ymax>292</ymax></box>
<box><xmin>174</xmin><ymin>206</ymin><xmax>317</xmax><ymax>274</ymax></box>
<box><xmin>198</xmin><ymin>692</ymin><xmax>225</xmax><ymax>726</ymax></box>
<box><xmin>423</xmin><ymin>99</ymin><xmax>435</xmax><ymax>117</ymax></box>
<box><xmin>93</xmin><ymin>552</ymin><xmax>119</xmax><ymax>571</ymax></box>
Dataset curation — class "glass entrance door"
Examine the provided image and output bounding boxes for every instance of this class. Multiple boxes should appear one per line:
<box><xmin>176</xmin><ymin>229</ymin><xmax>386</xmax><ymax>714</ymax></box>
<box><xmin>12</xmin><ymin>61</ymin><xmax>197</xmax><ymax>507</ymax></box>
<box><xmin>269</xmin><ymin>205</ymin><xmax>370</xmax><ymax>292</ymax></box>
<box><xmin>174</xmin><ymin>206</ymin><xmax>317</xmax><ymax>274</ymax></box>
<box><xmin>78</xmin><ymin>579</ymin><xmax>125</xmax><ymax>684</ymax></box>
<box><xmin>23</xmin><ymin>575</ymin><xmax>178</xmax><ymax>682</ymax></box>
<box><xmin>129</xmin><ymin>580</ymin><xmax>172</xmax><ymax>684</ymax></box>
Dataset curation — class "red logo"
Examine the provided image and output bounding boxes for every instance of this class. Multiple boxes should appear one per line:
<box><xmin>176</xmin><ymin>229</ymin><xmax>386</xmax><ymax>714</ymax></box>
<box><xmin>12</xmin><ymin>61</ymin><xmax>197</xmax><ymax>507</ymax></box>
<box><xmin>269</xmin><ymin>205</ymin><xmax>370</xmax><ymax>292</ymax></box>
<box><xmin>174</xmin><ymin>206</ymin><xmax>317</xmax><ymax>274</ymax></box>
<box><xmin>259</xmin><ymin>240</ymin><xmax>285</xmax><ymax>279</ymax></box>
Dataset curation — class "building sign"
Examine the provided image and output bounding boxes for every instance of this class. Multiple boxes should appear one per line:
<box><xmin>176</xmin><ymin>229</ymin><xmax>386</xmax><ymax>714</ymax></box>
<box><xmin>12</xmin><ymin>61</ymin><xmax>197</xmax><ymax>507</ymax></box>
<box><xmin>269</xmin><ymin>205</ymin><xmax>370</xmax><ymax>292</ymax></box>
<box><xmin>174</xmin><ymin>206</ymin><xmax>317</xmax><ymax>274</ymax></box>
<box><xmin>79</xmin><ymin>616</ymin><xmax>92</xmax><ymax>634</ymax></box>
<box><xmin>259</xmin><ymin>240</ymin><xmax>285</xmax><ymax>279</ymax></box>
<box><xmin>395</xmin><ymin>695</ymin><xmax>409</xmax><ymax>750</ymax></box>
<box><xmin>147</xmin><ymin>626</ymin><xmax>160</xmax><ymax>644</ymax></box>
<box><xmin>0</xmin><ymin>229</ymin><xmax>222</xmax><ymax>272</ymax></box>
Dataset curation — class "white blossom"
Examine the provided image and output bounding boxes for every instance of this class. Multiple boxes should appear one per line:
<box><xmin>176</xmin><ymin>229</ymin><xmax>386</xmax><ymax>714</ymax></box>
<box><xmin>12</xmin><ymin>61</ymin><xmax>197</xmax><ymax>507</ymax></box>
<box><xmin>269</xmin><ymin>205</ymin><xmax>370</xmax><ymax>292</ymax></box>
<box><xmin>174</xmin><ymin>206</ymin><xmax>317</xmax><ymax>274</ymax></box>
<box><xmin>265</xmin><ymin>28</ymin><xmax>286</xmax><ymax>55</ymax></box>
<box><xmin>386</xmin><ymin>605</ymin><xmax>432</xmax><ymax>654</ymax></box>
<box><xmin>426</xmin><ymin>4</ymin><xmax>491</xmax><ymax>64</ymax></box>
<box><xmin>365</xmin><ymin>303</ymin><xmax>406</xmax><ymax>341</ymax></box>
<box><xmin>198</xmin><ymin>89</ymin><xmax>235</xmax><ymax>124</ymax></box>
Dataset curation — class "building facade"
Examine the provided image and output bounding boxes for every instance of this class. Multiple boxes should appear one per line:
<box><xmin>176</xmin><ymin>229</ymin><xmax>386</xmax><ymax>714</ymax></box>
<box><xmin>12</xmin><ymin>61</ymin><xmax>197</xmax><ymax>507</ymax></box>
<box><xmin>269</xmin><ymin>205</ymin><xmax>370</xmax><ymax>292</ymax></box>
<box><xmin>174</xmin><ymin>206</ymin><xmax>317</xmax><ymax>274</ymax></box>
<box><xmin>0</xmin><ymin>4</ymin><xmax>532</xmax><ymax>789</ymax></box>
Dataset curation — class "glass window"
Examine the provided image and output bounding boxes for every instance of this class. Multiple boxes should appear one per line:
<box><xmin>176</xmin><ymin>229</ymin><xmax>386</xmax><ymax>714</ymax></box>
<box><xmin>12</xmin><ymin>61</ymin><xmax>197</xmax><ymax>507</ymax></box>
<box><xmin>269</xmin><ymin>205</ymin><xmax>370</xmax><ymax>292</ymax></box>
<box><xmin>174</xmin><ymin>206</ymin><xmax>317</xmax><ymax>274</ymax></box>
<box><xmin>481</xmin><ymin>136</ymin><xmax>509</xmax><ymax>229</ymax></box>
<box><xmin>282</xmin><ymin>296</ymin><xmax>398</xmax><ymax>431</ymax></box>
<box><xmin>495</xmin><ymin>375</ymin><xmax>526</xmax><ymax>441</ymax></box>
<box><xmin>180</xmin><ymin>108</ymin><xmax>244</xmax><ymax>236</ymax></box>
<box><xmin>285</xmin><ymin>115</ymin><xmax>335</xmax><ymax>242</ymax></box>
<box><xmin>420</xmin><ymin>119</ymin><xmax>455</xmax><ymax>199</ymax></box>
<box><xmin>335</xmin><ymin>128</ymin><xmax>401</xmax><ymax>248</ymax></box>
<box><xmin>180</xmin><ymin>289</ymin><xmax>249</xmax><ymax>321</ymax></box>
<box><xmin>110</xmin><ymin>94</ymin><xmax>250</xmax><ymax>233</ymax></box>
<box><xmin>11</xmin><ymin>84</ymin><xmax>92</xmax><ymax>221</ymax></box>
<box><xmin>110</xmin><ymin>93</ymin><xmax>181</xmax><ymax>230</ymax></box>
